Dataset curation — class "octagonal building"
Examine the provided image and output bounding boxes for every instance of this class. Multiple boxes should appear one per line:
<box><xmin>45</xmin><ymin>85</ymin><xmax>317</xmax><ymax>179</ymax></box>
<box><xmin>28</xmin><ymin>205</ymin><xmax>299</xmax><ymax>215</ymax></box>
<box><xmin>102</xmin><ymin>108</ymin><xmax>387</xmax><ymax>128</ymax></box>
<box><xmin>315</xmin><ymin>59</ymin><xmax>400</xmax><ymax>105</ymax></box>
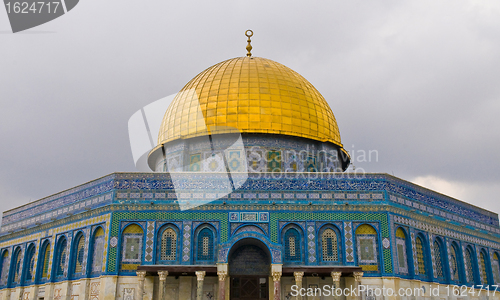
<box><xmin>1</xmin><ymin>37</ymin><xmax>500</xmax><ymax>300</ymax></box>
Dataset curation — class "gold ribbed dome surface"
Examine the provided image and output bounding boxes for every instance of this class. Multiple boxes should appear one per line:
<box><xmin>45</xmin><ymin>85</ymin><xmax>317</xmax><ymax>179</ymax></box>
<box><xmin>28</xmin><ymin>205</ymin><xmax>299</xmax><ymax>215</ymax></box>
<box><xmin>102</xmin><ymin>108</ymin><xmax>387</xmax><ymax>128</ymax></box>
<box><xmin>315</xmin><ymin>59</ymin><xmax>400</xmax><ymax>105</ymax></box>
<box><xmin>158</xmin><ymin>56</ymin><xmax>343</xmax><ymax>148</ymax></box>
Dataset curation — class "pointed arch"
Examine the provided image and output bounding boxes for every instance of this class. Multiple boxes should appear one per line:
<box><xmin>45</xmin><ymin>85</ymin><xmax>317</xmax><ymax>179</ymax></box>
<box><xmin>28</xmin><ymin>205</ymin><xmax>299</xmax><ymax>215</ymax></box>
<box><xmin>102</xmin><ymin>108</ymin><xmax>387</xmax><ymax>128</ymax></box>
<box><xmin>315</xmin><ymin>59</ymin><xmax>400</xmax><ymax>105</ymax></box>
<box><xmin>71</xmin><ymin>232</ymin><xmax>85</xmax><ymax>277</ymax></box>
<box><xmin>24</xmin><ymin>244</ymin><xmax>36</xmax><ymax>283</ymax></box>
<box><xmin>479</xmin><ymin>249</ymin><xmax>490</xmax><ymax>285</ymax></box>
<box><xmin>120</xmin><ymin>224</ymin><xmax>144</xmax><ymax>272</ymax></box>
<box><xmin>415</xmin><ymin>234</ymin><xmax>428</xmax><ymax>279</ymax></box>
<box><xmin>10</xmin><ymin>247</ymin><xmax>22</xmax><ymax>286</ymax></box>
<box><xmin>195</xmin><ymin>224</ymin><xmax>216</xmax><ymax>263</ymax></box>
<box><xmin>55</xmin><ymin>236</ymin><xmax>68</xmax><ymax>279</ymax></box>
<box><xmin>0</xmin><ymin>250</ymin><xmax>9</xmax><ymax>286</ymax></box>
<box><xmin>157</xmin><ymin>224</ymin><xmax>180</xmax><ymax>263</ymax></box>
<box><xmin>465</xmin><ymin>246</ymin><xmax>476</xmax><ymax>285</ymax></box>
<box><xmin>492</xmin><ymin>252</ymin><xmax>500</xmax><ymax>285</ymax></box>
<box><xmin>319</xmin><ymin>225</ymin><xmax>341</xmax><ymax>264</ymax></box>
<box><xmin>282</xmin><ymin>224</ymin><xmax>304</xmax><ymax>264</ymax></box>
<box><xmin>90</xmin><ymin>227</ymin><xmax>105</xmax><ymax>275</ymax></box>
<box><xmin>449</xmin><ymin>242</ymin><xmax>463</xmax><ymax>284</ymax></box>
<box><xmin>355</xmin><ymin>224</ymin><xmax>379</xmax><ymax>273</ymax></box>
<box><xmin>395</xmin><ymin>227</ymin><xmax>410</xmax><ymax>275</ymax></box>
<box><xmin>433</xmin><ymin>237</ymin><xmax>446</xmax><ymax>281</ymax></box>
<box><xmin>38</xmin><ymin>240</ymin><xmax>51</xmax><ymax>282</ymax></box>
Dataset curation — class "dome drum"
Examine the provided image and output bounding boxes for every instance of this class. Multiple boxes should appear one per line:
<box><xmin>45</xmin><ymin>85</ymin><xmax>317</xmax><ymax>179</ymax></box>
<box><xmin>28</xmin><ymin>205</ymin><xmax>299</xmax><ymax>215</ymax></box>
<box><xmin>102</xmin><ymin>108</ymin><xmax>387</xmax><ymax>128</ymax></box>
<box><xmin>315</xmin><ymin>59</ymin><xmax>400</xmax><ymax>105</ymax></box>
<box><xmin>148</xmin><ymin>133</ymin><xmax>349</xmax><ymax>173</ymax></box>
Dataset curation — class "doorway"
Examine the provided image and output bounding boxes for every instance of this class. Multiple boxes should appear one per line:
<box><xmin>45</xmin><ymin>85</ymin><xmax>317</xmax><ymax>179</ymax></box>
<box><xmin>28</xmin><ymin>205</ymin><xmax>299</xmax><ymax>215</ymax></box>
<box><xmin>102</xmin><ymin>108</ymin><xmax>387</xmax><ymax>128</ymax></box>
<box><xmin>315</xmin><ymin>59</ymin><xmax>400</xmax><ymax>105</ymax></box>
<box><xmin>230</xmin><ymin>276</ymin><xmax>268</xmax><ymax>300</ymax></box>
<box><xmin>228</xmin><ymin>239</ymin><xmax>271</xmax><ymax>300</ymax></box>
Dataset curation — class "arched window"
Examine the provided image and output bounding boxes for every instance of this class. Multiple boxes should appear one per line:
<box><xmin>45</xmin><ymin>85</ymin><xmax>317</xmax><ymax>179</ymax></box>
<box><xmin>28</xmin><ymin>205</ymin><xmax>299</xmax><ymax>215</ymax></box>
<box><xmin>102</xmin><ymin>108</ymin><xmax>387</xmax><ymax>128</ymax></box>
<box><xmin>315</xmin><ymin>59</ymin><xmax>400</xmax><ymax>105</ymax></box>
<box><xmin>121</xmin><ymin>224</ymin><xmax>143</xmax><ymax>272</ymax></box>
<box><xmin>71</xmin><ymin>233</ymin><xmax>85</xmax><ymax>277</ymax></box>
<box><xmin>416</xmin><ymin>236</ymin><xmax>427</xmax><ymax>278</ymax></box>
<box><xmin>39</xmin><ymin>241</ymin><xmax>51</xmax><ymax>281</ymax></box>
<box><xmin>11</xmin><ymin>247</ymin><xmax>22</xmax><ymax>285</ymax></box>
<box><xmin>55</xmin><ymin>237</ymin><xmax>68</xmax><ymax>278</ymax></box>
<box><xmin>160</xmin><ymin>227</ymin><xmax>177</xmax><ymax>261</ymax></box>
<box><xmin>433</xmin><ymin>239</ymin><xmax>445</xmax><ymax>280</ymax></box>
<box><xmin>90</xmin><ymin>227</ymin><xmax>105</xmax><ymax>274</ymax></box>
<box><xmin>450</xmin><ymin>243</ymin><xmax>461</xmax><ymax>283</ymax></box>
<box><xmin>0</xmin><ymin>251</ymin><xmax>9</xmax><ymax>286</ymax></box>
<box><xmin>321</xmin><ymin>228</ymin><xmax>339</xmax><ymax>262</ymax></box>
<box><xmin>284</xmin><ymin>228</ymin><xmax>301</xmax><ymax>263</ymax></box>
<box><xmin>24</xmin><ymin>245</ymin><xmax>36</xmax><ymax>283</ymax></box>
<box><xmin>395</xmin><ymin>228</ymin><xmax>409</xmax><ymax>275</ymax></box>
<box><xmin>492</xmin><ymin>253</ymin><xmax>500</xmax><ymax>285</ymax></box>
<box><xmin>479</xmin><ymin>250</ymin><xmax>488</xmax><ymax>285</ymax></box>
<box><xmin>465</xmin><ymin>246</ymin><xmax>475</xmax><ymax>284</ymax></box>
<box><xmin>355</xmin><ymin>224</ymin><xmax>379</xmax><ymax>272</ymax></box>
<box><xmin>196</xmin><ymin>227</ymin><xmax>214</xmax><ymax>262</ymax></box>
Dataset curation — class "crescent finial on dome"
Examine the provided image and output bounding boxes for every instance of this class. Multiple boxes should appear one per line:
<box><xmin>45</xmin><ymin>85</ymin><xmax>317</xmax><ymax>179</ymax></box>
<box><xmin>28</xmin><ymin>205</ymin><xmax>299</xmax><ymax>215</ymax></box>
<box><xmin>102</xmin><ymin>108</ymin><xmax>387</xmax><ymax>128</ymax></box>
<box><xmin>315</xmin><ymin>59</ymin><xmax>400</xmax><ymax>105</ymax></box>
<box><xmin>245</xmin><ymin>30</ymin><xmax>253</xmax><ymax>57</ymax></box>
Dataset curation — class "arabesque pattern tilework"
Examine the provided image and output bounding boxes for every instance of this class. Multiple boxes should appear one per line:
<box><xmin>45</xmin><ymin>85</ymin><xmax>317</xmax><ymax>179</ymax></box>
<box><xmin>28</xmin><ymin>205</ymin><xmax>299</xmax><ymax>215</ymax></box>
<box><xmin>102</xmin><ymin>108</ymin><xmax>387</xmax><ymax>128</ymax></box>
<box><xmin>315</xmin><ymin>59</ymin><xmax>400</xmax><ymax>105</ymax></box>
<box><xmin>344</xmin><ymin>222</ymin><xmax>354</xmax><ymax>263</ymax></box>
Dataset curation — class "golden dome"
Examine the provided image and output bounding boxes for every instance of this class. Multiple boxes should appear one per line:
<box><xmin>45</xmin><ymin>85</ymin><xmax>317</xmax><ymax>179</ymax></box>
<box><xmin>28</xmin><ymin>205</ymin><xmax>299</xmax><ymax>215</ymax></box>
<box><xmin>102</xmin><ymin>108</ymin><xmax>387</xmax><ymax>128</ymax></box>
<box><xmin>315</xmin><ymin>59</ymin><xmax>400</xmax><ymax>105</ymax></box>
<box><xmin>157</xmin><ymin>56</ymin><xmax>344</xmax><ymax>149</ymax></box>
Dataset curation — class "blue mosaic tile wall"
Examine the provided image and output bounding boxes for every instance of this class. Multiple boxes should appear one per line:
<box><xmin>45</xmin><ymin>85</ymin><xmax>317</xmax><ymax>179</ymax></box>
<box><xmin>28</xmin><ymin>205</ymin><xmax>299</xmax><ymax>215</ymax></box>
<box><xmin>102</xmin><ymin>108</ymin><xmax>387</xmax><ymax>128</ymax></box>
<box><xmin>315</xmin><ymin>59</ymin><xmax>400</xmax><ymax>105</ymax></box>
<box><xmin>2</xmin><ymin>172</ymin><xmax>499</xmax><ymax>238</ymax></box>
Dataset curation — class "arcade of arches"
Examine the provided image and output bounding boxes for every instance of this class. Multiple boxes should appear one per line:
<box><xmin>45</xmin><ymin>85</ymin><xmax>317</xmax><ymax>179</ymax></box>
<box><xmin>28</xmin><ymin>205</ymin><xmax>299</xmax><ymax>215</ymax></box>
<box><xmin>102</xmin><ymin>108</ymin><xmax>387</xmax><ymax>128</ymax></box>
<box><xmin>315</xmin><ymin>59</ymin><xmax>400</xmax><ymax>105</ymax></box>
<box><xmin>136</xmin><ymin>238</ymin><xmax>363</xmax><ymax>300</ymax></box>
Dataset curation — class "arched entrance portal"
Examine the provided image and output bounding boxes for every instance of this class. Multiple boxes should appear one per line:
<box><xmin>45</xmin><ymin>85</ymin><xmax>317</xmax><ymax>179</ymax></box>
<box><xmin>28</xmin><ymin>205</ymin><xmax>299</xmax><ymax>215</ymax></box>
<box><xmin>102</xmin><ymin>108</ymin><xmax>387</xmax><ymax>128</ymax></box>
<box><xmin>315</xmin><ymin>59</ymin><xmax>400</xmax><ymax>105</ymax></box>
<box><xmin>228</xmin><ymin>238</ymin><xmax>270</xmax><ymax>300</ymax></box>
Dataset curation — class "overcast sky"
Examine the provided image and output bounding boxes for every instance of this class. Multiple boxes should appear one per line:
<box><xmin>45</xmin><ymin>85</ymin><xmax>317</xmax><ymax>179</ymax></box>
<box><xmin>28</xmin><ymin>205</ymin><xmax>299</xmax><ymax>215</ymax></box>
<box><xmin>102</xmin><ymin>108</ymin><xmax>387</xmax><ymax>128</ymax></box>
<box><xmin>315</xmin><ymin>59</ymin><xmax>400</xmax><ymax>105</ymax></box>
<box><xmin>1</xmin><ymin>0</ymin><xmax>499</xmax><ymax>222</ymax></box>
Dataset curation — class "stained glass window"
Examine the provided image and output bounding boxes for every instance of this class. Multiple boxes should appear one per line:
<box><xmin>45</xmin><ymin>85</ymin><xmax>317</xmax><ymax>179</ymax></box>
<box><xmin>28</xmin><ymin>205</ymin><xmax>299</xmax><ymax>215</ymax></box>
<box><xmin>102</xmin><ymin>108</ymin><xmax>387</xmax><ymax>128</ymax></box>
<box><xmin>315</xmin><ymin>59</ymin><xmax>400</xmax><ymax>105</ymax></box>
<box><xmin>91</xmin><ymin>228</ymin><xmax>105</xmax><ymax>274</ymax></box>
<box><xmin>321</xmin><ymin>228</ymin><xmax>338</xmax><ymax>262</ymax></box>
<box><xmin>434</xmin><ymin>241</ymin><xmax>444</xmax><ymax>279</ymax></box>
<box><xmin>121</xmin><ymin>224</ymin><xmax>143</xmax><ymax>271</ymax></box>
<box><xmin>161</xmin><ymin>228</ymin><xmax>177</xmax><ymax>261</ymax></box>
<box><xmin>284</xmin><ymin>228</ymin><xmax>301</xmax><ymax>262</ymax></box>
<box><xmin>73</xmin><ymin>234</ymin><xmax>85</xmax><ymax>275</ymax></box>
<box><xmin>56</xmin><ymin>238</ymin><xmax>67</xmax><ymax>277</ymax></box>
<box><xmin>355</xmin><ymin>224</ymin><xmax>378</xmax><ymax>272</ymax></box>
<box><xmin>396</xmin><ymin>228</ymin><xmax>408</xmax><ymax>274</ymax></box>
<box><xmin>41</xmin><ymin>243</ymin><xmax>50</xmax><ymax>279</ymax></box>
<box><xmin>479</xmin><ymin>251</ymin><xmax>488</xmax><ymax>285</ymax></box>
<box><xmin>416</xmin><ymin>237</ymin><xmax>426</xmax><ymax>276</ymax></box>
<box><xmin>25</xmin><ymin>246</ymin><xmax>36</xmax><ymax>282</ymax></box>
<box><xmin>197</xmin><ymin>228</ymin><xmax>214</xmax><ymax>261</ymax></box>
<box><xmin>13</xmin><ymin>249</ymin><xmax>21</xmax><ymax>283</ymax></box>
<box><xmin>493</xmin><ymin>253</ymin><xmax>500</xmax><ymax>285</ymax></box>
<box><xmin>465</xmin><ymin>247</ymin><xmax>475</xmax><ymax>284</ymax></box>
<box><xmin>450</xmin><ymin>244</ymin><xmax>459</xmax><ymax>282</ymax></box>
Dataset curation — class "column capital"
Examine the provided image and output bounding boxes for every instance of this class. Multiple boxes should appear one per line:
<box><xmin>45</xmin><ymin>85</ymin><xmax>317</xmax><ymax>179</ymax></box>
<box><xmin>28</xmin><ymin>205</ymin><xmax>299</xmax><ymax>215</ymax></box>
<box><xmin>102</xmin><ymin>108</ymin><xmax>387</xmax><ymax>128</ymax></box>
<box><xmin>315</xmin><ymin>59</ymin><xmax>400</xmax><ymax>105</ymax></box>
<box><xmin>272</xmin><ymin>271</ymin><xmax>282</xmax><ymax>282</ymax></box>
<box><xmin>158</xmin><ymin>271</ymin><xmax>169</xmax><ymax>281</ymax></box>
<box><xmin>293</xmin><ymin>271</ymin><xmax>304</xmax><ymax>282</ymax></box>
<box><xmin>217</xmin><ymin>270</ymin><xmax>228</xmax><ymax>281</ymax></box>
<box><xmin>353</xmin><ymin>272</ymin><xmax>364</xmax><ymax>282</ymax></box>
<box><xmin>136</xmin><ymin>270</ymin><xmax>147</xmax><ymax>280</ymax></box>
<box><xmin>331</xmin><ymin>272</ymin><xmax>342</xmax><ymax>282</ymax></box>
<box><xmin>196</xmin><ymin>270</ymin><xmax>206</xmax><ymax>281</ymax></box>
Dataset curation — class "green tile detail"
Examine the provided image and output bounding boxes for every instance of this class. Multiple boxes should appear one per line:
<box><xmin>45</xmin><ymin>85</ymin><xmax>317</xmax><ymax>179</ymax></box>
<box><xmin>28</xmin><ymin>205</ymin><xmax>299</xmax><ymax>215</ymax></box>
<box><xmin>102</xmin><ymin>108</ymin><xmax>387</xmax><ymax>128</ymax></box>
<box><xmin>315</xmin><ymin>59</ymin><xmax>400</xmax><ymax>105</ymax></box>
<box><xmin>108</xmin><ymin>212</ymin><xmax>228</xmax><ymax>273</ymax></box>
<box><xmin>270</xmin><ymin>212</ymin><xmax>392</xmax><ymax>272</ymax></box>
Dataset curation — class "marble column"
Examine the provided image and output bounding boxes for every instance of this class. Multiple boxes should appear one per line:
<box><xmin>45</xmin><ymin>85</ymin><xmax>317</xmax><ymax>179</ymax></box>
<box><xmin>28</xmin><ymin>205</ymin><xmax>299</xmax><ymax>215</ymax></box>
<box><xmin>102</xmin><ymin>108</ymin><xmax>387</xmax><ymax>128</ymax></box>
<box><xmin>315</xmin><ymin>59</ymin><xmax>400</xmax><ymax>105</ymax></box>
<box><xmin>217</xmin><ymin>270</ymin><xmax>227</xmax><ymax>300</ymax></box>
<box><xmin>353</xmin><ymin>272</ymin><xmax>363</xmax><ymax>300</ymax></box>
<box><xmin>331</xmin><ymin>272</ymin><xmax>342</xmax><ymax>300</ymax></box>
<box><xmin>136</xmin><ymin>270</ymin><xmax>147</xmax><ymax>300</ymax></box>
<box><xmin>272</xmin><ymin>271</ymin><xmax>282</xmax><ymax>300</ymax></box>
<box><xmin>196</xmin><ymin>271</ymin><xmax>206</xmax><ymax>300</ymax></box>
<box><xmin>293</xmin><ymin>272</ymin><xmax>304</xmax><ymax>300</ymax></box>
<box><xmin>158</xmin><ymin>271</ymin><xmax>169</xmax><ymax>300</ymax></box>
